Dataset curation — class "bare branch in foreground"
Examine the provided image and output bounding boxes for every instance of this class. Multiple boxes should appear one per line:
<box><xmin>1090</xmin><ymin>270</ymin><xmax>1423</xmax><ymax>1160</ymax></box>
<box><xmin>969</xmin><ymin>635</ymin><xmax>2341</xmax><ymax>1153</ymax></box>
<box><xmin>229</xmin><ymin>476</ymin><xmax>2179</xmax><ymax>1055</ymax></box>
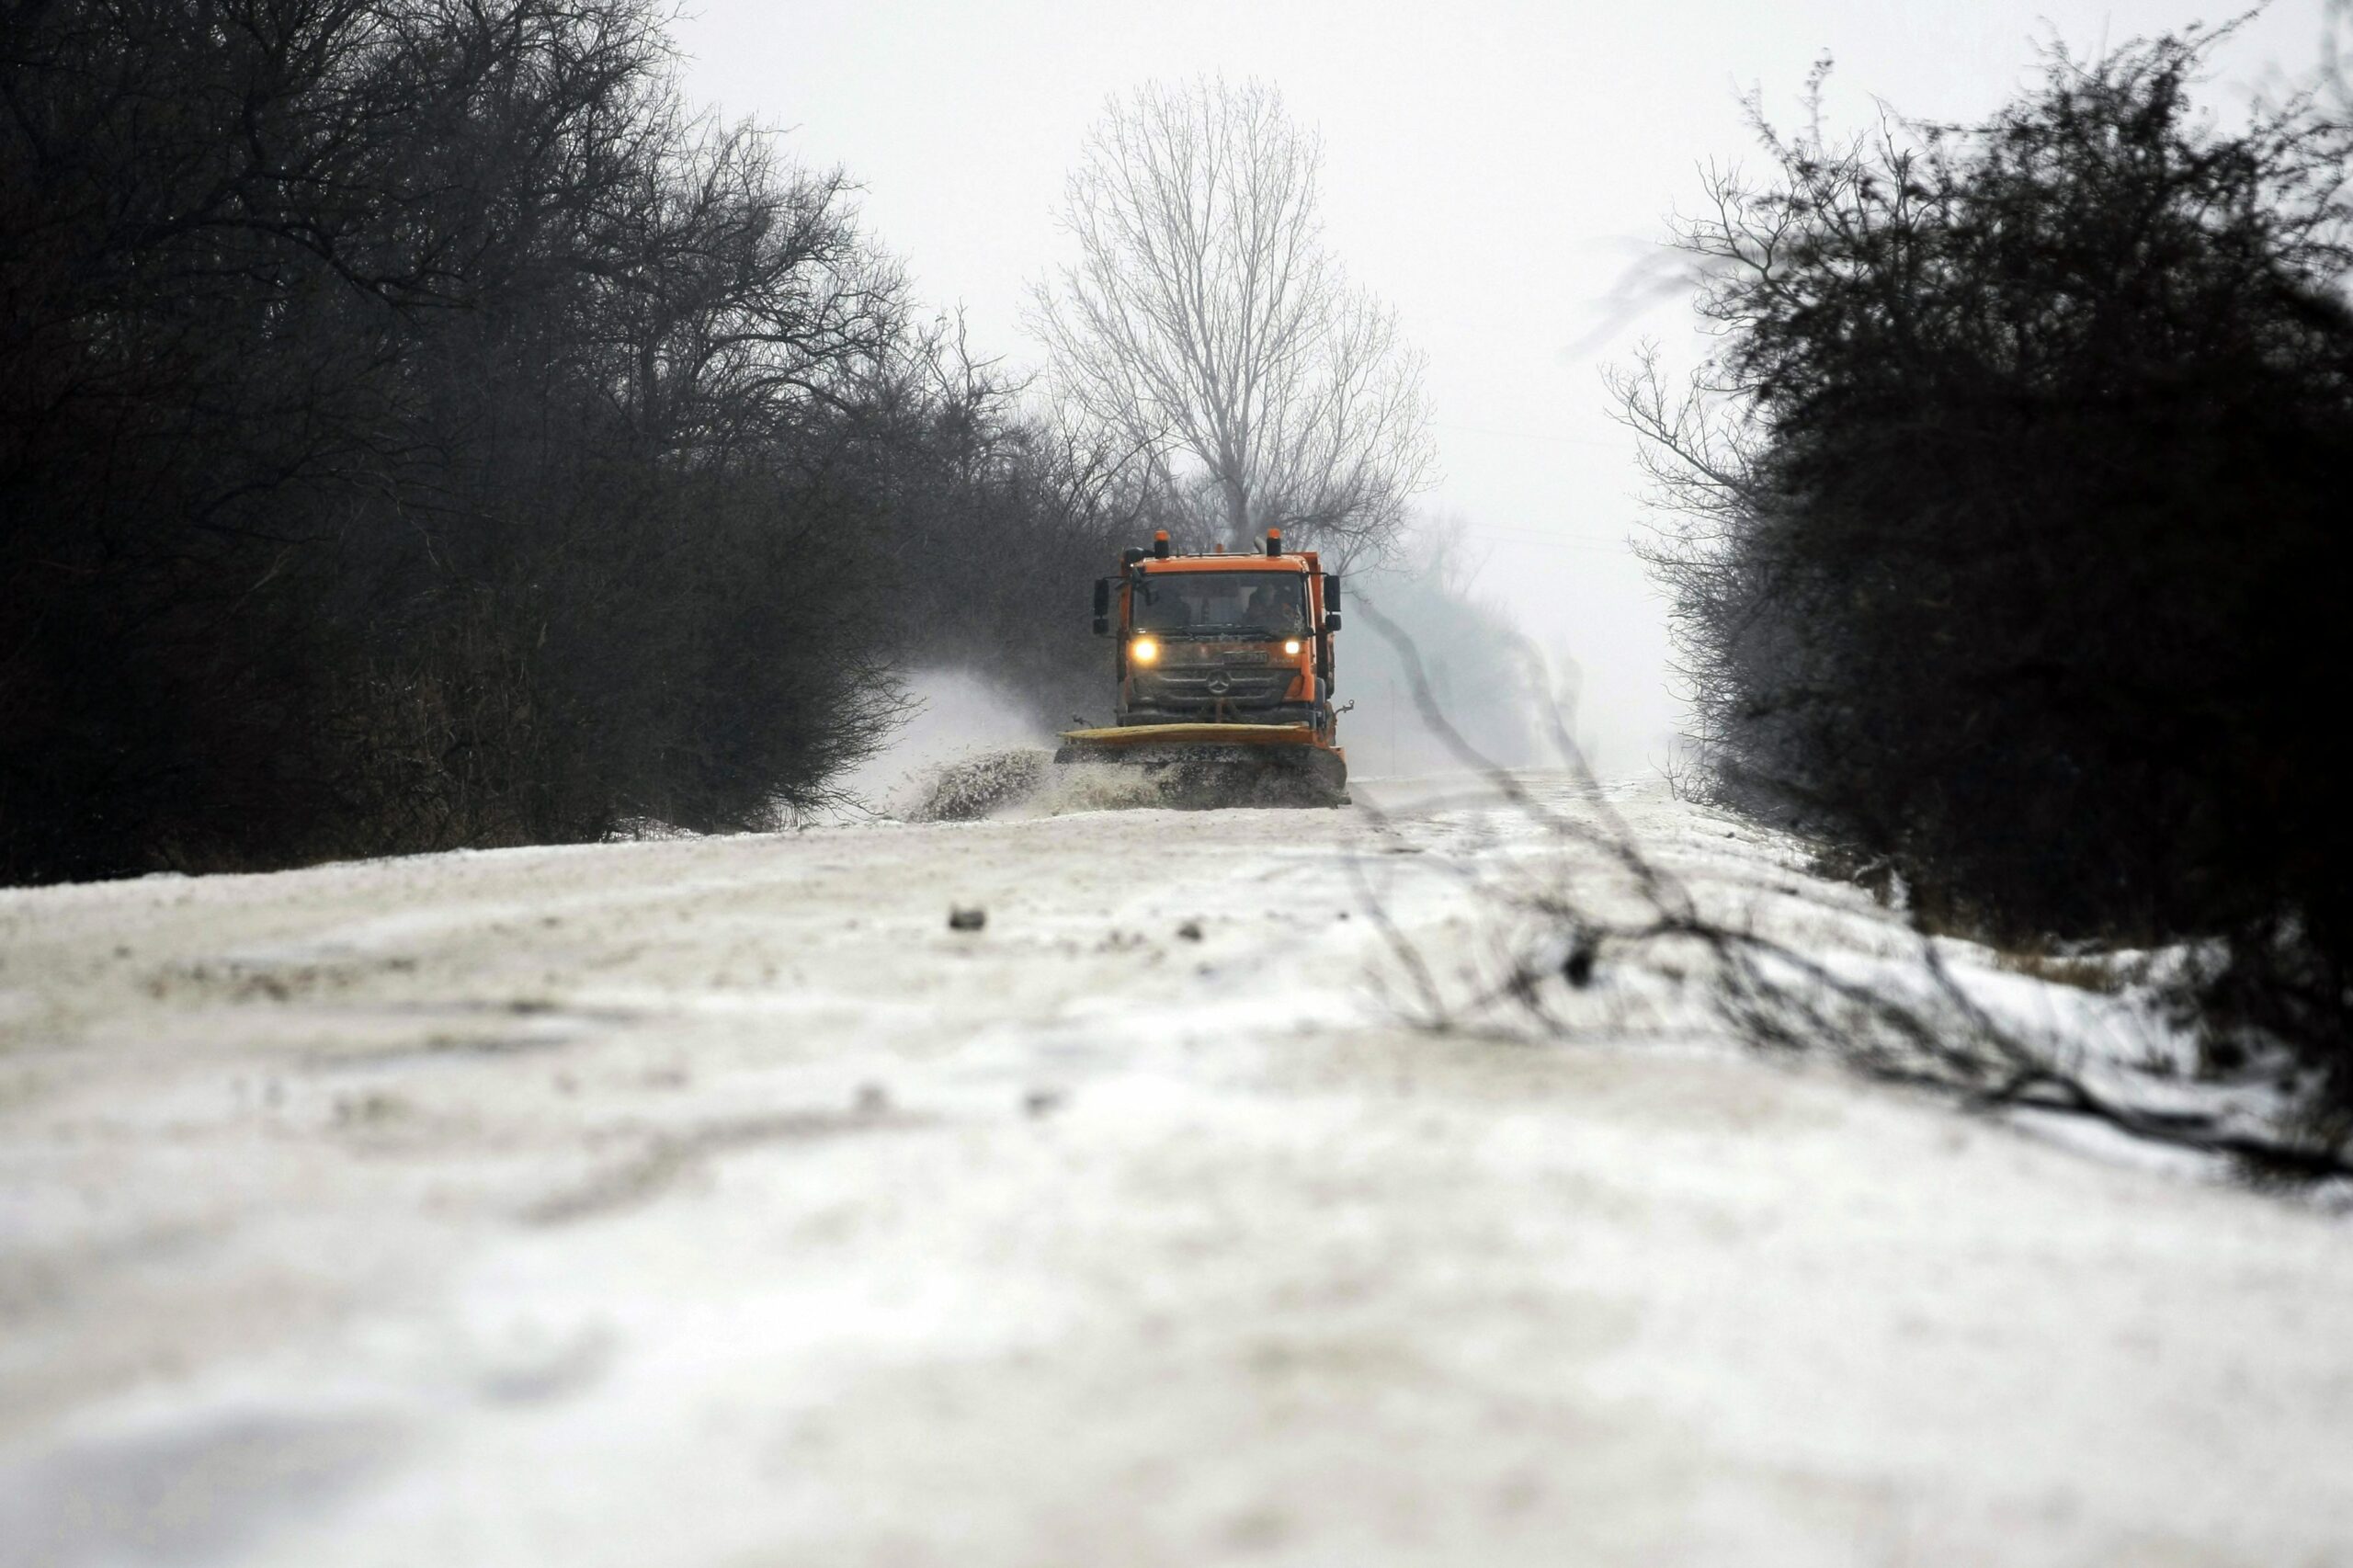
<box><xmin>1350</xmin><ymin>599</ymin><xmax>2353</xmax><ymax>1186</ymax></box>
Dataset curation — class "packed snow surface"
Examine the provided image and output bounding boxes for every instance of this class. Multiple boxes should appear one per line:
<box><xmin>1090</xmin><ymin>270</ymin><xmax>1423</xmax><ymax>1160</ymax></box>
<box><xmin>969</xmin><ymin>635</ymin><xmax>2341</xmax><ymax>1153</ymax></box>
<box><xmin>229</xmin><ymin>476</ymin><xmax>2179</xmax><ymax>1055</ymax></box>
<box><xmin>2</xmin><ymin>777</ymin><xmax>2348</xmax><ymax>1566</ymax></box>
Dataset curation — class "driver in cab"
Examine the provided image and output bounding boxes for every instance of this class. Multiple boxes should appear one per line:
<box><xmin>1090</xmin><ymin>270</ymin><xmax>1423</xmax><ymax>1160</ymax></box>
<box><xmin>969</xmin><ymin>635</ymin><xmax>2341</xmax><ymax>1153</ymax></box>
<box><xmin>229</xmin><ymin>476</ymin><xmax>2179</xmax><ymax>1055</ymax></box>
<box><xmin>1242</xmin><ymin>584</ymin><xmax>1297</xmax><ymax>633</ymax></box>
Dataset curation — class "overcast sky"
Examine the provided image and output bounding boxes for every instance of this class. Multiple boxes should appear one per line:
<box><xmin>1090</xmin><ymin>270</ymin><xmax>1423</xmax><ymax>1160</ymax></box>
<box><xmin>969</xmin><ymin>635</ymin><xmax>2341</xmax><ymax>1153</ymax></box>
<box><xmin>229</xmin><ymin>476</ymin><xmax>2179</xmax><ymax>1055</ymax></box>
<box><xmin>670</xmin><ymin>0</ymin><xmax>2336</xmax><ymax>773</ymax></box>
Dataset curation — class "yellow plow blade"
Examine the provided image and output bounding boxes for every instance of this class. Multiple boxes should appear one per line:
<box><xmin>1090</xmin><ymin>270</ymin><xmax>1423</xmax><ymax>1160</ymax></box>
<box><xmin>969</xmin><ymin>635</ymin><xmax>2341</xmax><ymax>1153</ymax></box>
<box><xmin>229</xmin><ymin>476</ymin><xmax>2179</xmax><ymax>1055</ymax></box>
<box><xmin>1052</xmin><ymin>723</ymin><xmax>1347</xmax><ymax>809</ymax></box>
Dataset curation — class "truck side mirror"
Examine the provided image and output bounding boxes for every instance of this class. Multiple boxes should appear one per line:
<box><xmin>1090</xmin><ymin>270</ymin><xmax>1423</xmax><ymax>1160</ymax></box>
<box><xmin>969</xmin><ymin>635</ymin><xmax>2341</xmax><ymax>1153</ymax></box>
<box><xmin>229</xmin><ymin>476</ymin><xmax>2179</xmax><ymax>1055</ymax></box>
<box><xmin>1092</xmin><ymin>578</ymin><xmax>1112</xmax><ymax>635</ymax></box>
<box><xmin>1323</xmin><ymin>611</ymin><xmax>1342</xmax><ymax>633</ymax></box>
<box><xmin>1324</xmin><ymin>573</ymin><xmax>1340</xmax><ymax>613</ymax></box>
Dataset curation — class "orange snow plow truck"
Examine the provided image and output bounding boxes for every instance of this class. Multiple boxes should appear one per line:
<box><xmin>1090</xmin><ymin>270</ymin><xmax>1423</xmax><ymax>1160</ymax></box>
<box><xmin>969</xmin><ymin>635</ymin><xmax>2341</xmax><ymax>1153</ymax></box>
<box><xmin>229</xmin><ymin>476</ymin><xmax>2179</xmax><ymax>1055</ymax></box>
<box><xmin>1054</xmin><ymin>528</ymin><xmax>1349</xmax><ymax>808</ymax></box>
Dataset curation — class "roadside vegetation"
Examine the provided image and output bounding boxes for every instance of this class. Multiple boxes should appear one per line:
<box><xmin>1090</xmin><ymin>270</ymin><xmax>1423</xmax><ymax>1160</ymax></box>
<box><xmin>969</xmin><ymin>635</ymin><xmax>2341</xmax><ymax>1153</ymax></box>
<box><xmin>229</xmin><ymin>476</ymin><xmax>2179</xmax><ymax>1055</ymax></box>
<box><xmin>0</xmin><ymin>6</ymin><xmax>1472</xmax><ymax>882</ymax></box>
<box><xmin>0</xmin><ymin>0</ymin><xmax>1014</xmax><ymax>876</ymax></box>
<box><xmin>1623</xmin><ymin>26</ymin><xmax>2353</xmax><ymax>1142</ymax></box>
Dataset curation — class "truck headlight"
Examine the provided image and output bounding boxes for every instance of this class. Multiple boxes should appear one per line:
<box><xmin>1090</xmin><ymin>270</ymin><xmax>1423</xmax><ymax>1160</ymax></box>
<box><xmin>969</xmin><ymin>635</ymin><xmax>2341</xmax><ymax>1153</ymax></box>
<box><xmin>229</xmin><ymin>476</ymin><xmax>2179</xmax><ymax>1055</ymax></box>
<box><xmin>1131</xmin><ymin>637</ymin><xmax>1160</xmax><ymax>664</ymax></box>
<box><xmin>1283</xmin><ymin>638</ymin><xmax>1302</xmax><ymax>656</ymax></box>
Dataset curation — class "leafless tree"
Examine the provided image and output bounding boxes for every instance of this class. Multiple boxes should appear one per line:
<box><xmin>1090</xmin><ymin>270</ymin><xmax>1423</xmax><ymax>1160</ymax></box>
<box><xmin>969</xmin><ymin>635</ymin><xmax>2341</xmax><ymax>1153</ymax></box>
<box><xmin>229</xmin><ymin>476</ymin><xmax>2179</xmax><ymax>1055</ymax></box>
<box><xmin>0</xmin><ymin>0</ymin><xmax>1106</xmax><ymax>879</ymax></box>
<box><xmin>1029</xmin><ymin>77</ymin><xmax>1434</xmax><ymax>564</ymax></box>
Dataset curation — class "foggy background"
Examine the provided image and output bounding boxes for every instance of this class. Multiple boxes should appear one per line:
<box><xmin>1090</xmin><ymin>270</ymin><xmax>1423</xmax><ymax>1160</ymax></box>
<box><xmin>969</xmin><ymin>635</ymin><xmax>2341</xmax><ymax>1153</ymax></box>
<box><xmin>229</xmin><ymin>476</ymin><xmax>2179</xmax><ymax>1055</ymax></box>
<box><xmin>669</xmin><ymin>0</ymin><xmax>2332</xmax><ymax>778</ymax></box>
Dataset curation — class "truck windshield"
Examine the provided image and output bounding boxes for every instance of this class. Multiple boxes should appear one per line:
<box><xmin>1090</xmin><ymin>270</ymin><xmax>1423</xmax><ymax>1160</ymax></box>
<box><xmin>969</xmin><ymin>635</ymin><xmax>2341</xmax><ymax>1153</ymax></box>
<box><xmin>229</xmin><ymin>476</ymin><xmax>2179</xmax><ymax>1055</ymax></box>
<box><xmin>1131</xmin><ymin>571</ymin><xmax>1306</xmax><ymax>636</ymax></box>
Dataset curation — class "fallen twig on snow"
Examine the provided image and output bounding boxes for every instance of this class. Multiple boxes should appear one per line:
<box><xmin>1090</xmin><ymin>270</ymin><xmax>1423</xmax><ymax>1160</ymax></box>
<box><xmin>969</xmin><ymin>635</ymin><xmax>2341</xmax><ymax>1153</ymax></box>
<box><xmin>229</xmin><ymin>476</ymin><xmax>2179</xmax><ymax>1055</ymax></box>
<box><xmin>1350</xmin><ymin>600</ymin><xmax>2353</xmax><ymax>1186</ymax></box>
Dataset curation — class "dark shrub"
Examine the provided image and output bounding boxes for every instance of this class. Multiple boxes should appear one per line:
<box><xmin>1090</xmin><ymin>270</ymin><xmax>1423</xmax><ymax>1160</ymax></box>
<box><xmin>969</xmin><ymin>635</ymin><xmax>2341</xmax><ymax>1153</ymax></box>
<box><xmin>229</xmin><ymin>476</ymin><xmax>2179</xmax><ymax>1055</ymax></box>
<box><xmin>1629</xmin><ymin>33</ymin><xmax>2353</xmax><ymax>1113</ymax></box>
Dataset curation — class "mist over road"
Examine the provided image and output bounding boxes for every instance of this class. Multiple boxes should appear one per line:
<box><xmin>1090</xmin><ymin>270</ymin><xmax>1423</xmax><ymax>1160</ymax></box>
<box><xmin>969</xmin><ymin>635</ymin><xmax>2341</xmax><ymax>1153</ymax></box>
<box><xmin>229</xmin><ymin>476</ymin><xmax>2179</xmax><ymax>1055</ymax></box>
<box><xmin>3</xmin><ymin>780</ymin><xmax>2347</xmax><ymax>1566</ymax></box>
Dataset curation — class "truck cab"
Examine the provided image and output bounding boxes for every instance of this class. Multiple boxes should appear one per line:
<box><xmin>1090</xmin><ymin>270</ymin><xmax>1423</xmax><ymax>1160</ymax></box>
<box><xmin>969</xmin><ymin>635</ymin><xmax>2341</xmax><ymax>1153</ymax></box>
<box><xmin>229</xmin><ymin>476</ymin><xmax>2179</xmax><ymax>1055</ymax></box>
<box><xmin>1093</xmin><ymin>529</ymin><xmax>1343</xmax><ymax>745</ymax></box>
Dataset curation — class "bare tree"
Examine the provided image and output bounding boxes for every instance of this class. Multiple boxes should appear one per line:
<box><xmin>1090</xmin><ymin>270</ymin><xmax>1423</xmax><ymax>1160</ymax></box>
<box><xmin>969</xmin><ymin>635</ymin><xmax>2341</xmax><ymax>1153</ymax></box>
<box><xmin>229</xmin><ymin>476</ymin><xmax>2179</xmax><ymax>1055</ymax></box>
<box><xmin>1029</xmin><ymin>77</ymin><xmax>1434</xmax><ymax>564</ymax></box>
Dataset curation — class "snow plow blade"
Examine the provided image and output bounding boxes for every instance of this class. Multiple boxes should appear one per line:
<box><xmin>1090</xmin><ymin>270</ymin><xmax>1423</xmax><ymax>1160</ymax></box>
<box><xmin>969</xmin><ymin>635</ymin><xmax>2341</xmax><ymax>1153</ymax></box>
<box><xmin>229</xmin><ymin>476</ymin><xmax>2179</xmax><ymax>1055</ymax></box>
<box><xmin>1053</xmin><ymin>723</ymin><xmax>1349</xmax><ymax>809</ymax></box>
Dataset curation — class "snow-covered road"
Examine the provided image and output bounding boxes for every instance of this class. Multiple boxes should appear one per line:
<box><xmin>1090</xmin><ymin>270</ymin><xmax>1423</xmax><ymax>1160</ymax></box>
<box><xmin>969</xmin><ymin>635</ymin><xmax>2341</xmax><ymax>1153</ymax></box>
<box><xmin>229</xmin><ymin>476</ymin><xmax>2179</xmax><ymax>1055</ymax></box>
<box><xmin>3</xmin><ymin>778</ymin><xmax>2349</xmax><ymax>1566</ymax></box>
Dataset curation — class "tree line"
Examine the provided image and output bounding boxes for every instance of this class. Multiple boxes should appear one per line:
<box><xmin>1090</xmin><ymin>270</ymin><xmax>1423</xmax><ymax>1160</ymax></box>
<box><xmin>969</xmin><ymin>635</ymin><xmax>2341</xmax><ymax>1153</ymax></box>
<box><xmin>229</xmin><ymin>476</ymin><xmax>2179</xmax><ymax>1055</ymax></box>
<box><xmin>1</xmin><ymin>9</ymin><xmax>1456</xmax><ymax>883</ymax></box>
<box><xmin>0</xmin><ymin>4</ymin><xmax>1090</xmax><ymax>878</ymax></box>
<box><xmin>1628</xmin><ymin>29</ymin><xmax>2353</xmax><ymax>1124</ymax></box>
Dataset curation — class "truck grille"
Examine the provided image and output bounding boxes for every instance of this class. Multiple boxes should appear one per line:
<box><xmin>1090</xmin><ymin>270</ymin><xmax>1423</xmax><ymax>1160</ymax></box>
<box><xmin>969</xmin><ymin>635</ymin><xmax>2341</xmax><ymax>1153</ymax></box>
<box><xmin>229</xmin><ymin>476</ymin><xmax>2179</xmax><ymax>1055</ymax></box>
<box><xmin>1133</xmin><ymin>667</ymin><xmax>1300</xmax><ymax>706</ymax></box>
